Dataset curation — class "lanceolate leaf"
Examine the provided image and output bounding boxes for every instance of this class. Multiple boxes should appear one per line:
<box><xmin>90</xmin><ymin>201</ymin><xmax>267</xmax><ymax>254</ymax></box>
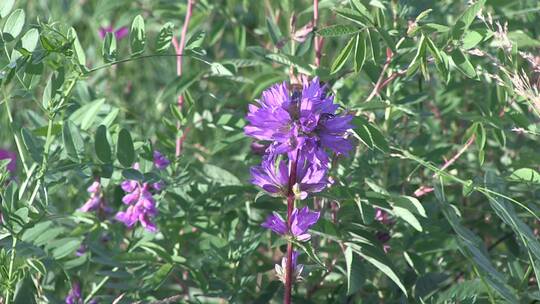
<box><xmin>330</xmin><ymin>36</ymin><xmax>355</xmax><ymax>74</ymax></box>
<box><xmin>317</xmin><ymin>24</ymin><xmax>360</xmax><ymax>37</ymax></box>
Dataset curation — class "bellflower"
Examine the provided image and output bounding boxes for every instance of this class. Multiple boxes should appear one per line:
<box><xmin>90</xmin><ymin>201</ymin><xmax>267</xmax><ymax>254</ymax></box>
<box><xmin>98</xmin><ymin>25</ymin><xmax>128</xmax><ymax>40</ymax></box>
<box><xmin>250</xmin><ymin>154</ymin><xmax>328</xmax><ymax>199</ymax></box>
<box><xmin>0</xmin><ymin>149</ymin><xmax>16</xmax><ymax>173</ymax></box>
<box><xmin>153</xmin><ymin>150</ymin><xmax>170</xmax><ymax>170</ymax></box>
<box><xmin>261</xmin><ymin>206</ymin><xmax>320</xmax><ymax>241</ymax></box>
<box><xmin>245</xmin><ymin>77</ymin><xmax>353</xmax><ymax>166</ymax></box>
<box><xmin>115</xmin><ymin>178</ymin><xmax>159</xmax><ymax>232</ymax></box>
<box><xmin>274</xmin><ymin>250</ymin><xmax>303</xmax><ymax>283</ymax></box>
<box><xmin>79</xmin><ymin>181</ymin><xmax>110</xmax><ymax>213</ymax></box>
<box><xmin>65</xmin><ymin>282</ymin><xmax>82</xmax><ymax>304</ymax></box>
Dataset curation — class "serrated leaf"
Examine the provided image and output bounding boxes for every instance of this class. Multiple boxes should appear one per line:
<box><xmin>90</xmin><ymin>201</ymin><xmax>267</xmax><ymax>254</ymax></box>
<box><xmin>130</xmin><ymin>15</ymin><xmax>145</xmax><ymax>56</ymax></box>
<box><xmin>117</xmin><ymin>128</ymin><xmax>135</xmax><ymax>167</ymax></box>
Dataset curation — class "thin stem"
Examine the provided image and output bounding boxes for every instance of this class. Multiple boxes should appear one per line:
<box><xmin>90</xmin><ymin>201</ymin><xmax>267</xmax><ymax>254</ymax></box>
<box><xmin>4</xmin><ymin>236</ymin><xmax>18</xmax><ymax>304</ymax></box>
<box><xmin>174</xmin><ymin>0</ymin><xmax>195</xmax><ymax>157</ymax></box>
<box><xmin>284</xmin><ymin>150</ymin><xmax>299</xmax><ymax>304</ymax></box>
<box><xmin>313</xmin><ymin>0</ymin><xmax>322</xmax><ymax>67</ymax></box>
<box><xmin>84</xmin><ymin>54</ymin><xmax>186</xmax><ymax>75</ymax></box>
<box><xmin>2</xmin><ymin>92</ymin><xmax>29</xmax><ymax>174</ymax></box>
<box><xmin>366</xmin><ymin>48</ymin><xmax>394</xmax><ymax>102</ymax></box>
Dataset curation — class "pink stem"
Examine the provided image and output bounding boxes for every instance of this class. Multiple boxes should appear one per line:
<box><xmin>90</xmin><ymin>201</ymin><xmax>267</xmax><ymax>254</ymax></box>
<box><xmin>314</xmin><ymin>0</ymin><xmax>322</xmax><ymax>67</ymax></box>
<box><xmin>174</xmin><ymin>0</ymin><xmax>195</xmax><ymax>157</ymax></box>
<box><xmin>414</xmin><ymin>134</ymin><xmax>476</xmax><ymax>197</ymax></box>
<box><xmin>284</xmin><ymin>150</ymin><xmax>299</xmax><ymax>304</ymax></box>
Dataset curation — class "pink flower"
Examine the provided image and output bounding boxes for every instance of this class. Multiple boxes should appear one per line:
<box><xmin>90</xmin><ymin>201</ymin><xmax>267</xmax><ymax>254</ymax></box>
<box><xmin>98</xmin><ymin>26</ymin><xmax>129</xmax><ymax>40</ymax></box>
<box><xmin>0</xmin><ymin>149</ymin><xmax>16</xmax><ymax>173</ymax></box>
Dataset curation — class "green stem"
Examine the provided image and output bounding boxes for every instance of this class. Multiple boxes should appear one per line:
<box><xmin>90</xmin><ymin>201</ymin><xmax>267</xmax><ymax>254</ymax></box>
<box><xmin>4</xmin><ymin>237</ymin><xmax>18</xmax><ymax>304</ymax></box>
<box><xmin>84</xmin><ymin>54</ymin><xmax>185</xmax><ymax>75</ymax></box>
<box><xmin>2</xmin><ymin>92</ymin><xmax>29</xmax><ymax>174</ymax></box>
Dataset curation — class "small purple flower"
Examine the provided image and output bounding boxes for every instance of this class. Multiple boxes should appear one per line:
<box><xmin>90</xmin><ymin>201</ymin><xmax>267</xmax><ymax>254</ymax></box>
<box><xmin>250</xmin><ymin>154</ymin><xmax>328</xmax><ymax>199</ymax></box>
<box><xmin>376</xmin><ymin>231</ymin><xmax>391</xmax><ymax>253</ymax></box>
<box><xmin>98</xmin><ymin>26</ymin><xmax>128</xmax><ymax>40</ymax></box>
<box><xmin>261</xmin><ymin>212</ymin><xmax>287</xmax><ymax>235</ymax></box>
<box><xmin>79</xmin><ymin>181</ymin><xmax>110</xmax><ymax>213</ymax></box>
<box><xmin>76</xmin><ymin>244</ymin><xmax>87</xmax><ymax>257</ymax></box>
<box><xmin>65</xmin><ymin>282</ymin><xmax>82</xmax><ymax>304</ymax></box>
<box><xmin>275</xmin><ymin>250</ymin><xmax>304</xmax><ymax>283</ymax></box>
<box><xmin>374</xmin><ymin>208</ymin><xmax>393</xmax><ymax>225</ymax></box>
<box><xmin>0</xmin><ymin>149</ymin><xmax>16</xmax><ymax>173</ymax></box>
<box><xmin>261</xmin><ymin>206</ymin><xmax>320</xmax><ymax>241</ymax></box>
<box><xmin>116</xmin><ymin>176</ymin><xmax>158</xmax><ymax>232</ymax></box>
<box><xmin>153</xmin><ymin>150</ymin><xmax>170</xmax><ymax>170</ymax></box>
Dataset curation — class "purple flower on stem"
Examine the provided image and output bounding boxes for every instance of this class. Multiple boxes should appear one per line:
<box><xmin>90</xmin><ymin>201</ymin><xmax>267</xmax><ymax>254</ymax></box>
<box><xmin>275</xmin><ymin>250</ymin><xmax>303</xmax><ymax>283</ymax></box>
<box><xmin>65</xmin><ymin>282</ymin><xmax>82</xmax><ymax>304</ymax></box>
<box><xmin>245</xmin><ymin>78</ymin><xmax>353</xmax><ymax>167</ymax></box>
<box><xmin>250</xmin><ymin>154</ymin><xmax>328</xmax><ymax>199</ymax></box>
<box><xmin>78</xmin><ymin>181</ymin><xmax>110</xmax><ymax>213</ymax></box>
<box><xmin>261</xmin><ymin>206</ymin><xmax>320</xmax><ymax>241</ymax></box>
<box><xmin>0</xmin><ymin>149</ymin><xmax>16</xmax><ymax>173</ymax></box>
<box><xmin>115</xmin><ymin>177</ymin><xmax>159</xmax><ymax>232</ymax></box>
<box><xmin>153</xmin><ymin>150</ymin><xmax>170</xmax><ymax>170</ymax></box>
<box><xmin>76</xmin><ymin>244</ymin><xmax>87</xmax><ymax>257</ymax></box>
<box><xmin>374</xmin><ymin>208</ymin><xmax>393</xmax><ymax>225</ymax></box>
<box><xmin>98</xmin><ymin>26</ymin><xmax>128</xmax><ymax>40</ymax></box>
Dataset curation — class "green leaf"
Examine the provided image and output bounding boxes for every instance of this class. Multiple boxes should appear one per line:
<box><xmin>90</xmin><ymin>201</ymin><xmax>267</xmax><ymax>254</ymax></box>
<box><xmin>0</xmin><ymin>0</ymin><xmax>15</xmax><ymax>18</ymax></box>
<box><xmin>21</xmin><ymin>128</ymin><xmax>43</xmax><ymax>163</ymax></box>
<box><xmin>334</xmin><ymin>8</ymin><xmax>370</xmax><ymax>26</ymax></box>
<box><xmin>434</xmin><ymin>183</ymin><xmax>518</xmax><ymax>303</ymax></box>
<box><xmin>95</xmin><ymin>125</ymin><xmax>112</xmax><ymax>163</ymax></box>
<box><xmin>317</xmin><ymin>24</ymin><xmax>360</xmax><ymax>37</ymax></box>
<box><xmin>451</xmin><ymin>0</ymin><xmax>486</xmax><ymax>40</ymax></box>
<box><xmin>392</xmin><ymin>205</ymin><xmax>423</xmax><ymax>231</ymax></box>
<box><xmin>462</xmin><ymin>30</ymin><xmax>485</xmax><ymax>49</ymax></box>
<box><xmin>407</xmin><ymin>35</ymin><xmax>427</xmax><ymax>77</ymax></box>
<box><xmin>347</xmin><ymin>240</ymin><xmax>408</xmax><ymax>296</ymax></box>
<box><xmin>451</xmin><ymin>49</ymin><xmax>476</xmax><ymax>78</ymax></box>
<box><xmin>351</xmin><ymin>117</ymin><xmax>389</xmax><ymax>153</ymax></box>
<box><xmin>349</xmin><ymin>0</ymin><xmax>374</xmax><ymax>23</ymax></box>
<box><xmin>509</xmin><ymin>168</ymin><xmax>540</xmax><ymax>184</ymax></box>
<box><xmin>117</xmin><ymin>128</ymin><xmax>135</xmax><ymax>167</ymax></box>
<box><xmin>345</xmin><ymin>246</ymin><xmax>365</xmax><ymax>295</ymax></box>
<box><xmin>62</xmin><ymin>120</ymin><xmax>85</xmax><ymax>162</ymax></box>
<box><xmin>266</xmin><ymin>16</ymin><xmax>285</xmax><ymax>49</ymax></box>
<box><xmin>130</xmin><ymin>15</ymin><xmax>145</xmax><ymax>56</ymax></box>
<box><xmin>354</xmin><ymin>31</ymin><xmax>367</xmax><ymax>73</ymax></box>
<box><xmin>2</xmin><ymin>9</ymin><xmax>25</xmax><ymax>41</ymax></box>
<box><xmin>70</xmin><ymin>98</ymin><xmax>105</xmax><ymax>130</ymax></box>
<box><xmin>144</xmin><ymin>263</ymin><xmax>174</xmax><ymax>290</ymax></box>
<box><xmin>201</xmin><ymin>164</ymin><xmax>241</xmax><ymax>185</ymax></box>
<box><xmin>68</xmin><ymin>27</ymin><xmax>86</xmax><ymax>66</ymax></box>
<box><xmin>20</xmin><ymin>28</ymin><xmax>39</xmax><ymax>52</ymax></box>
<box><xmin>156</xmin><ymin>22</ymin><xmax>174</xmax><ymax>53</ymax></box>
<box><xmin>51</xmin><ymin>238</ymin><xmax>81</xmax><ymax>259</ymax></box>
<box><xmin>102</xmin><ymin>32</ymin><xmax>117</xmax><ymax>63</ymax></box>
<box><xmin>331</xmin><ymin>36</ymin><xmax>355</xmax><ymax>74</ymax></box>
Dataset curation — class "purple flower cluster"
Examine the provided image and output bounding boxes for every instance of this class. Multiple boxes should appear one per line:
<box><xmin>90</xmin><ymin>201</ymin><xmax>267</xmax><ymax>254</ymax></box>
<box><xmin>115</xmin><ymin>174</ymin><xmax>160</xmax><ymax>232</ymax></box>
<box><xmin>262</xmin><ymin>207</ymin><xmax>320</xmax><ymax>241</ymax></box>
<box><xmin>77</xmin><ymin>150</ymin><xmax>169</xmax><ymax>233</ymax></box>
<box><xmin>78</xmin><ymin>181</ymin><xmax>111</xmax><ymax>213</ymax></box>
<box><xmin>245</xmin><ymin>77</ymin><xmax>353</xmax><ymax>283</ymax></box>
<box><xmin>65</xmin><ymin>282</ymin><xmax>82</xmax><ymax>304</ymax></box>
<box><xmin>245</xmin><ymin>77</ymin><xmax>353</xmax><ymax>167</ymax></box>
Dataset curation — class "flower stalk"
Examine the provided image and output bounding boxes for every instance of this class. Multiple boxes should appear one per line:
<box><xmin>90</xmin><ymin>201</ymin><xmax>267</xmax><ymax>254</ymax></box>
<box><xmin>284</xmin><ymin>150</ymin><xmax>299</xmax><ymax>304</ymax></box>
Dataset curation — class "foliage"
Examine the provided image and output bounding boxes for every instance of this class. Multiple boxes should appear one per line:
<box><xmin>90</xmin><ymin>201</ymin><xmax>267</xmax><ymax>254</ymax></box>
<box><xmin>1</xmin><ymin>0</ymin><xmax>540</xmax><ymax>303</ymax></box>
